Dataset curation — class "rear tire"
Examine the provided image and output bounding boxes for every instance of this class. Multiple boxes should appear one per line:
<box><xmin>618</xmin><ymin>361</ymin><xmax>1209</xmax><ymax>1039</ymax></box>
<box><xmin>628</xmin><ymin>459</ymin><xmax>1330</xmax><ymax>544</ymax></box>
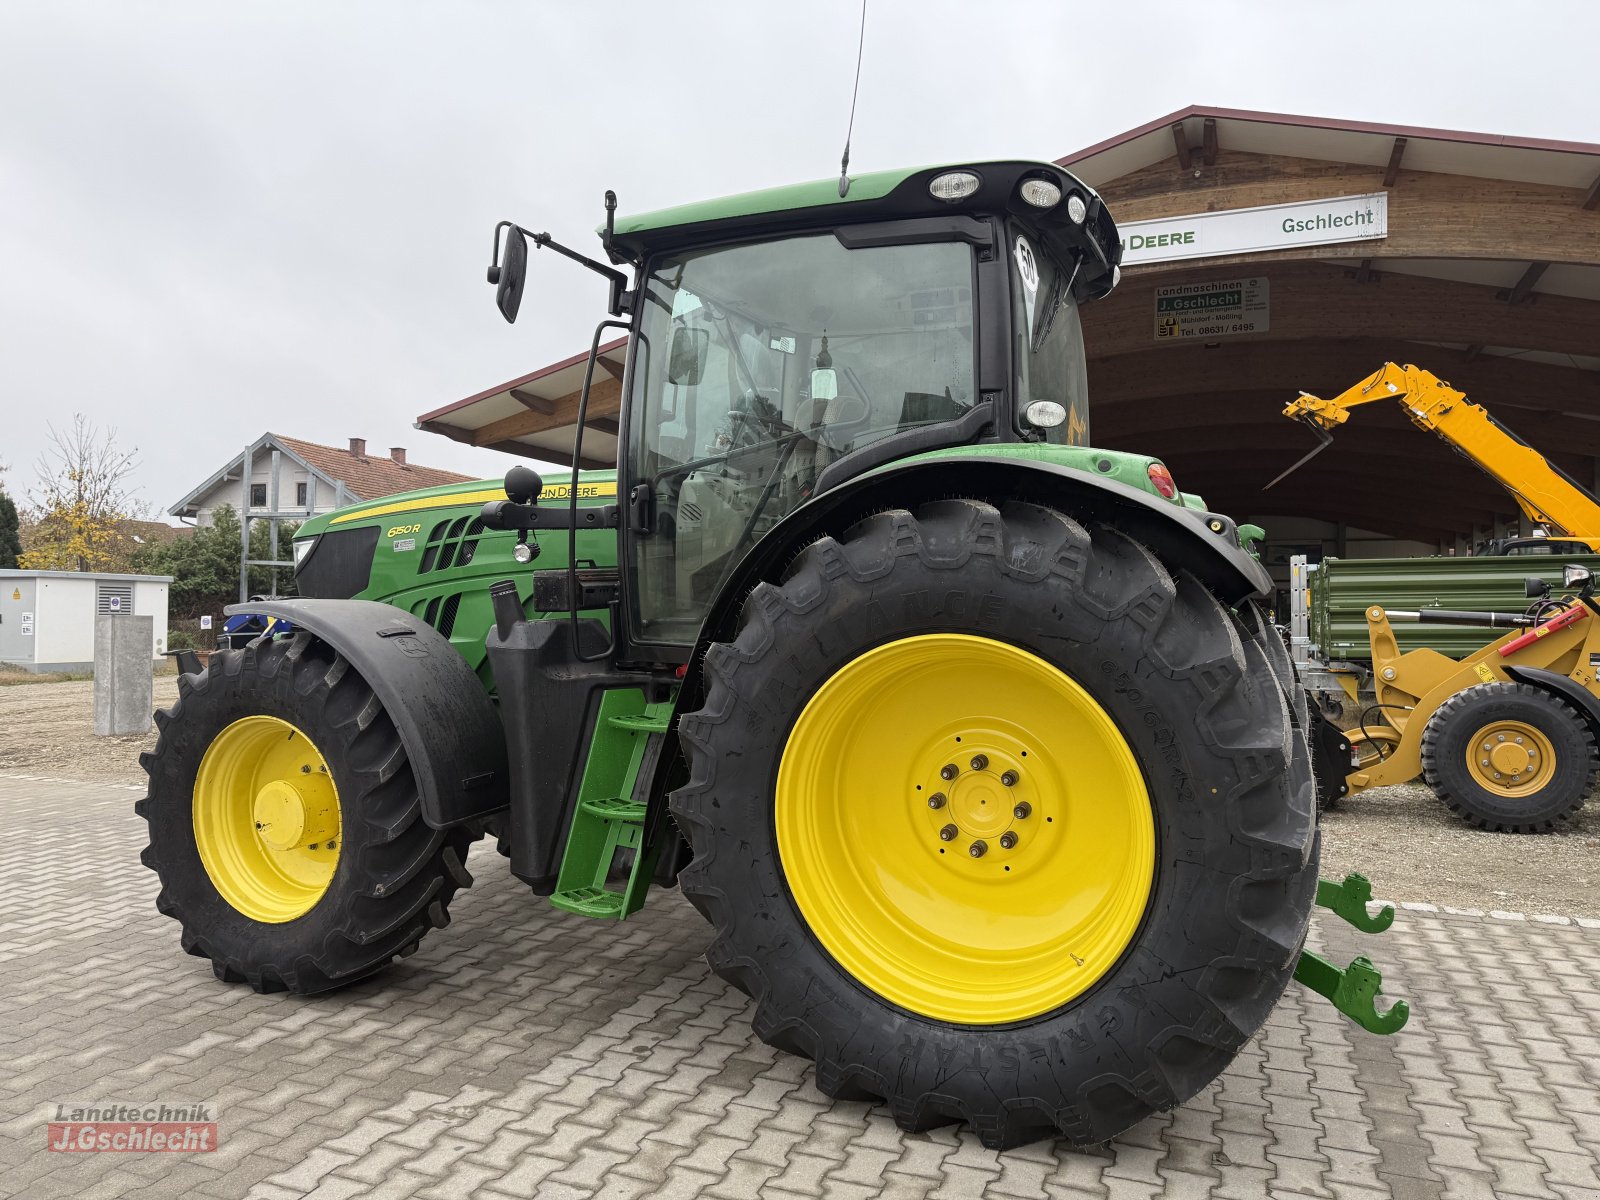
<box><xmin>672</xmin><ymin>499</ymin><xmax>1316</xmax><ymax>1148</ymax></box>
<box><xmin>138</xmin><ymin>633</ymin><xmax>473</xmax><ymax>993</ymax></box>
<box><xmin>1420</xmin><ymin>682</ymin><xmax>1595</xmax><ymax>832</ymax></box>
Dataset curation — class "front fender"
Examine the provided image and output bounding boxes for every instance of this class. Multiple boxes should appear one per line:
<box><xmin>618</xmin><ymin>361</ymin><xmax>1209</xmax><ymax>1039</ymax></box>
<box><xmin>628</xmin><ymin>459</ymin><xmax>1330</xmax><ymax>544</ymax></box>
<box><xmin>225</xmin><ymin>598</ymin><xmax>508</xmax><ymax>829</ymax></box>
<box><xmin>1502</xmin><ymin>665</ymin><xmax>1600</xmax><ymax>743</ymax></box>
<box><xmin>687</xmin><ymin>453</ymin><xmax>1272</xmax><ymax>696</ymax></box>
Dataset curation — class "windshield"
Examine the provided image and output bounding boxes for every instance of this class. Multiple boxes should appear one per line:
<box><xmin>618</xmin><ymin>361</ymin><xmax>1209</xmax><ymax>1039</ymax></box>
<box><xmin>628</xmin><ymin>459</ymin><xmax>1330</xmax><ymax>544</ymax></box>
<box><xmin>1010</xmin><ymin>227</ymin><xmax>1088</xmax><ymax>445</ymax></box>
<box><xmin>628</xmin><ymin>232</ymin><xmax>977</xmax><ymax>645</ymax></box>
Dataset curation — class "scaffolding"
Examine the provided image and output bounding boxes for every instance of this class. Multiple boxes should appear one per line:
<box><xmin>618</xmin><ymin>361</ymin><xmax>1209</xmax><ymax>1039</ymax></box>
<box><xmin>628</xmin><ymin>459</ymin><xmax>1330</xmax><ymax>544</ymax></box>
<box><xmin>237</xmin><ymin>440</ymin><xmax>349</xmax><ymax>602</ymax></box>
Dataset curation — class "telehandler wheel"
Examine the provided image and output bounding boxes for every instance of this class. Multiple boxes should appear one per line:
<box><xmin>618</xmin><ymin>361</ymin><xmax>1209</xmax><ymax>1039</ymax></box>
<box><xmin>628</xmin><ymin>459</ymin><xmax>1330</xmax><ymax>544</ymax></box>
<box><xmin>138</xmin><ymin>633</ymin><xmax>474</xmax><ymax>993</ymax></box>
<box><xmin>1420</xmin><ymin>682</ymin><xmax>1596</xmax><ymax>832</ymax></box>
<box><xmin>672</xmin><ymin>499</ymin><xmax>1317</xmax><ymax>1149</ymax></box>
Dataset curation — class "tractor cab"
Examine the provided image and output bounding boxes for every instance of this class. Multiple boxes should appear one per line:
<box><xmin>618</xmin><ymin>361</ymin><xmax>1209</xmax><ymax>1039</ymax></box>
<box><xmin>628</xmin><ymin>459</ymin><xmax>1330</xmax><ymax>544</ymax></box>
<box><xmin>483</xmin><ymin>162</ymin><xmax>1125</xmax><ymax>661</ymax></box>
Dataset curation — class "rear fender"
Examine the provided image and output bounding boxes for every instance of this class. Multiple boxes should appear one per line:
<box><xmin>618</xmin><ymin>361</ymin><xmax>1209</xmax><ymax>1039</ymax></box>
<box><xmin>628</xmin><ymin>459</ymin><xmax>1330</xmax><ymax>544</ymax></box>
<box><xmin>683</xmin><ymin>454</ymin><xmax>1273</xmax><ymax>700</ymax></box>
<box><xmin>225</xmin><ymin>599</ymin><xmax>509</xmax><ymax>828</ymax></box>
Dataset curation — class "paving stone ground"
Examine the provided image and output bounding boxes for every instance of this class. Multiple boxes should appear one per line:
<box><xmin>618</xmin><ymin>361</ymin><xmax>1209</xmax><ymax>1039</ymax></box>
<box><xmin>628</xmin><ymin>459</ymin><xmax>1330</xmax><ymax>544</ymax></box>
<box><xmin>1</xmin><ymin>773</ymin><xmax>1598</xmax><ymax>1200</ymax></box>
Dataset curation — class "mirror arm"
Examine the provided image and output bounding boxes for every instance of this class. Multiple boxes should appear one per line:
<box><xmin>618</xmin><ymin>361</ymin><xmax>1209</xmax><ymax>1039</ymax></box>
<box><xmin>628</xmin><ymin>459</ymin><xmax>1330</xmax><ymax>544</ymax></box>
<box><xmin>524</xmin><ymin>230</ymin><xmax>632</xmax><ymax>317</ymax></box>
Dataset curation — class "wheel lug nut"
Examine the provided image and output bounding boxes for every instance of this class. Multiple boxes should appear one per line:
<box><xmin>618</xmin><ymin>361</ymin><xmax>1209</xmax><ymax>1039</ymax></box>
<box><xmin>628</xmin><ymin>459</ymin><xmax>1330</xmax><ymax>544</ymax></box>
<box><xmin>969</xmin><ymin>840</ymin><xmax>988</xmax><ymax>858</ymax></box>
<box><xmin>928</xmin><ymin>792</ymin><xmax>947</xmax><ymax>809</ymax></box>
<box><xmin>1013</xmin><ymin>801</ymin><xmax>1032</xmax><ymax>820</ymax></box>
<box><xmin>301</xmin><ymin>765</ymin><xmax>312</xmax><ymax>774</ymax></box>
<box><xmin>1481</xmin><ymin>758</ymin><xmax>1490</xmax><ymax>767</ymax></box>
<box><xmin>970</xmin><ymin>754</ymin><xmax>989</xmax><ymax>771</ymax></box>
<box><xmin>999</xmin><ymin>831</ymin><xmax>1018</xmax><ymax>849</ymax></box>
<box><xmin>939</xmin><ymin>824</ymin><xmax>958</xmax><ymax>841</ymax></box>
<box><xmin>940</xmin><ymin>764</ymin><xmax>958</xmax><ymax>781</ymax></box>
<box><xmin>1000</xmin><ymin>770</ymin><xmax>1019</xmax><ymax>787</ymax></box>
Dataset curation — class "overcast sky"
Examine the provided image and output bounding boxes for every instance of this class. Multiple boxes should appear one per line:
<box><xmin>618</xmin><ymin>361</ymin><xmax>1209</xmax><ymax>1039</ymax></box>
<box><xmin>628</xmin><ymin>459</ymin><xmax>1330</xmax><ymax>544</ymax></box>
<box><xmin>2</xmin><ymin>1</ymin><xmax>1595</xmax><ymax>518</ymax></box>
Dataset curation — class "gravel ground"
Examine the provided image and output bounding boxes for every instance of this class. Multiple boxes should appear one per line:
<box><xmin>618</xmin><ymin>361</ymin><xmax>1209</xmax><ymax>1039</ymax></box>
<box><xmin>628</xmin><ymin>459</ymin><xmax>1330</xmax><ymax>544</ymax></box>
<box><xmin>1</xmin><ymin>675</ymin><xmax>1596</xmax><ymax>917</ymax></box>
<box><xmin>0</xmin><ymin>674</ymin><xmax>179</xmax><ymax>783</ymax></box>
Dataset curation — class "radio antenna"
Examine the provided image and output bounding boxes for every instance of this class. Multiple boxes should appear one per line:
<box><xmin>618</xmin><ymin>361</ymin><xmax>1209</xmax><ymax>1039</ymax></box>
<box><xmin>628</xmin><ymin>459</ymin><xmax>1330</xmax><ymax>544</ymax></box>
<box><xmin>837</xmin><ymin>0</ymin><xmax>868</xmax><ymax>198</ymax></box>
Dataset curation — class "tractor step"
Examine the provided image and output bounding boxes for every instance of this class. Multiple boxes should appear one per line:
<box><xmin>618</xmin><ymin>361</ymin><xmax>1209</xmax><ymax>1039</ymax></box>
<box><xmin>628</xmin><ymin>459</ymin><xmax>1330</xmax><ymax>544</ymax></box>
<box><xmin>1294</xmin><ymin>872</ymin><xmax>1411</xmax><ymax>1034</ymax></box>
<box><xmin>549</xmin><ymin>887</ymin><xmax>629</xmax><ymax>919</ymax></box>
<box><xmin>608</xmin><ymin>712</ymin><xmax>672</xmax><ymax>734</ymax></box>
<box><xmin>579</xmin><ymin>795</ymin><xmax>647</xmax><ymax>821</ymax></box>
<box><xmin>549</xmin><ymin>693</ymin><xmax>677</xmax><ymax>921</ymax></box>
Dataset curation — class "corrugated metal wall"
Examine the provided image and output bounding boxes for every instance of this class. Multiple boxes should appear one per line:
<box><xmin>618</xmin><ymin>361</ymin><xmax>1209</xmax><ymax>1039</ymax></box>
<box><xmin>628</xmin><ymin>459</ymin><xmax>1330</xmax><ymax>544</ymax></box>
<box><xmin>1310</xmin><ymin>555</ymin><xmax>1600</xmax><ymax>660</ymax></box>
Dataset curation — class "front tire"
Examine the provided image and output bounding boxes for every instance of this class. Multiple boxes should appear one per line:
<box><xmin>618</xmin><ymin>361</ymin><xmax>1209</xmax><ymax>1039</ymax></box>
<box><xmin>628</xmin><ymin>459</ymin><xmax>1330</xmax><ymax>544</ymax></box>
<box><xmin>672</xmin><ymin>499</ymin><xmax>1316</xmax><ymax>1148</ymax></box>
<box><xmin>1420</xmin><ymin>682</ymin><xmax>1595</xmax><ymax>832</ymax></box>
<box><xmin>138</xmin><ymin>634</ymin><xmax>473</xmax><ymax>993</ymax></box>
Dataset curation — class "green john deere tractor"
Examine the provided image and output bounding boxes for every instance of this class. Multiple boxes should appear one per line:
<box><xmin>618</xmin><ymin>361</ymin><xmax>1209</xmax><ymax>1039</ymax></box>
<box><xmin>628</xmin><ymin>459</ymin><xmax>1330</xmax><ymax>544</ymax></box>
<box><xmin>140</xmin><ymin>161</ymin><xmax>1406</xmax><ymax>1148</ymax></box>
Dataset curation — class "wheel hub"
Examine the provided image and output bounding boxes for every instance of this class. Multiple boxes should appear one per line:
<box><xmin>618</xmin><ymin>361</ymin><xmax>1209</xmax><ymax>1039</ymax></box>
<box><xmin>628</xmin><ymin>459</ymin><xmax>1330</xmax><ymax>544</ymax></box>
<box><xmin>251</xmin><ymin>777</ymin><xmax>338</xmax><ymax>852</ymax></box>
<box><xmin>1487</xmin><ymin>741</ymin><xmax>1532</xmax><ymax>777</ymax></box>
<box><xmin>926</xmin><ymin>745</ymin><xmax>1031</xmax><ymax>855</ymax></box>
<box><xmin>1466</xmin><ymin>719</ymin><xmax>1554</xmax><ymax>795</ymax></box>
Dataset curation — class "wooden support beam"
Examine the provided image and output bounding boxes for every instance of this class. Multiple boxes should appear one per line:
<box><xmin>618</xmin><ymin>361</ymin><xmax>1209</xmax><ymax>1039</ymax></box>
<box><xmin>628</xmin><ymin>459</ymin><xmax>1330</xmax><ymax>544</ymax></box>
<box><xmin>588</xmin><ymin>415</ymin><xmax>620</xmax><ymax>435</ymax></box>
<box><xmin>1583</xmin><ymin>172</ymin><xmax>1600</xmax><ymax>211</ymax></box>
<box><xmin>596</xmin><ymin>357</ymin><xmax>626</xmax><ymax>384</ymax></box>
<box><xmin>471</xmin><ymin>377</ymin><xmax>624</xmax><ymax>445</ymax></box>
<box><xmin>415</xmin><ymin>419</ymin><xmax>479</xmax><ymax>447</ymax></box>
<box><xmin>1170</xmin><ymin>122</ymin><xmax>1191</xmax><ymax>171</ymax></box>
<box><xmin>509</xmin><ymin>387</ymin><xmax>556</xmax><ymax>414</ymax></box>
<box><xmin>1505</xmin><ymin>262</ymin><xmax>1549</xmax><ymax>305</ymax></box>
<box><xmin>1382</xmin><ymin>137</ymin><xmax>1407</xmax><ymax>187</ymax></box>
<box><xmin>1201</xmin><ymin>118</ymin><xmax>1217</xmax><ymax>166</ymax></box>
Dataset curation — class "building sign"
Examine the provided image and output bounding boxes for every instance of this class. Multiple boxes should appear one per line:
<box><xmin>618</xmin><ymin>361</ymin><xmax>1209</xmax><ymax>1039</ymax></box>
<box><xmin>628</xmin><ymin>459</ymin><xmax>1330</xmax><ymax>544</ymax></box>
<box><xmin>1155</xmin><ymin>278</ymin><xmax>1269</xmax><ymax>341</ymax></box>
<box><xmin>20</xmin><ymin>612</ymin><xmax>33</xmax><ymax>636</ymax></box>
<box><xmin>1121</xmin><ymin>193</ymin><xmax>1388</xmax><ymax>265</ymax></box>
<box><xmin>199</xmin><ymin>615</ymin><xmax>213</xmax><ymax>630</ymax></box>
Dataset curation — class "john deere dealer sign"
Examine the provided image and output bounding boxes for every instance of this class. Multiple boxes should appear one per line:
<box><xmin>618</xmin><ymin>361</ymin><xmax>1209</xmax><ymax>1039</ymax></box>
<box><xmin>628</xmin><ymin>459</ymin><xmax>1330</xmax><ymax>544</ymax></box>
<box><xmin>1120</xmin><ymin>193</ymin><xmax>1388</xmax><ymax>266</ymax></box>
<box><xmin>1155</xmin><ymin>278</ymin><xmax>1269</xmax><ymax>341</ymax></box>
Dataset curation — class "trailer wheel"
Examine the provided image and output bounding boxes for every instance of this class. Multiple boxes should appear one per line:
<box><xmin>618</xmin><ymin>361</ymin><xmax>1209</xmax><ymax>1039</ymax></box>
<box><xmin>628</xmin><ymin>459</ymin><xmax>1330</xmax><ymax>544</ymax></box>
<box><xmin>138</xmin><ymin>633</ymin><xmax>473</xmax><ymax>993</ymax></box>
<box><xmin>1420</xmin><ymin>682</ymin><xmax>1595</xmax><ymax>832</ymax></box>
<box><xmin>672</xmin><ymin>499</ymin><xmax>1317</xmax><ymax>1149</ymax></box>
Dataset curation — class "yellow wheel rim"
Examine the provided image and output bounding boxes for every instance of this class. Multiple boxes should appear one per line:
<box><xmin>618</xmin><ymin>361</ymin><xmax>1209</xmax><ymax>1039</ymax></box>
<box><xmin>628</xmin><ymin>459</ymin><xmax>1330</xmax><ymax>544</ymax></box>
<box><xmin>775</xmin><ymin>634</ymin><xmax>1156</xmax><ymax>1024</ymax></box>
<box><xmin>1464</xmin><ymin>719</ymin><xmax>1556</xmax><ymax>797</ymax></box>
<box><xmin>193</xmin><ymin>716</ymin><xmax>341</xmax><ymax>923</ymax></box>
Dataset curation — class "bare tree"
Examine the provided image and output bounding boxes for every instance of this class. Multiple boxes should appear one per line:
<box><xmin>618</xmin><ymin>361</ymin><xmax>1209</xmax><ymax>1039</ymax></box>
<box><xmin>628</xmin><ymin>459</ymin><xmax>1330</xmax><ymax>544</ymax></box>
<box><xmin>20</xmin><ymin>414</ymin><xmax>146</xmax><ymax>572</ymax></box>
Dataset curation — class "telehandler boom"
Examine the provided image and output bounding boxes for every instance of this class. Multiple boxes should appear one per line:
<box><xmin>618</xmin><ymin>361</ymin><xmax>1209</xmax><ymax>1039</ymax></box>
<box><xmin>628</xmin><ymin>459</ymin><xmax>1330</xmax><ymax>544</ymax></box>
<box><xmin>1276</xmin><ymin>361</ymin><xmax>1600</xmax><ymax>552</ymax></box>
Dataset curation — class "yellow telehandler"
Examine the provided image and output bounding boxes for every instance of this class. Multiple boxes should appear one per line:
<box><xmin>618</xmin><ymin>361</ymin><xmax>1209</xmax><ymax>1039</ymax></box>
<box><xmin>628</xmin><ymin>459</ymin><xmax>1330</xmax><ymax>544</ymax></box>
<box><xmin>1279</xmin><ymin>363</ymin><xmax>1600</xmax><ymax>830</ymax></box>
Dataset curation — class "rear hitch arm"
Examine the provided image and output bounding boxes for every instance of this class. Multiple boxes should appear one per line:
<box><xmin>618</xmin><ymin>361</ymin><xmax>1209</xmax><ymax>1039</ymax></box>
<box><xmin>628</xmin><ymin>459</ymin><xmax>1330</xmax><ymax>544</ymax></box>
<box><xmin>1294</xmin><ymin>872</ymin><xmax>1411</xmax><ymax>1035</ymax></box>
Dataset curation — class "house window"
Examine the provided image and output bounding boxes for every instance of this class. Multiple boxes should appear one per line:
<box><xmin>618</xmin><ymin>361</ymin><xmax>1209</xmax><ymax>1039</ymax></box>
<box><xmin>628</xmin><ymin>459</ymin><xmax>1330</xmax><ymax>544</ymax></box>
<box><xmin>296</xmin><ymin>482</ymin><xmax>308</xmax><ymax>507</ymax></box>
<box><xmin>250</xmin><ymin>483</ymin><xmax>267</xmax><ymax>508</ymax></box>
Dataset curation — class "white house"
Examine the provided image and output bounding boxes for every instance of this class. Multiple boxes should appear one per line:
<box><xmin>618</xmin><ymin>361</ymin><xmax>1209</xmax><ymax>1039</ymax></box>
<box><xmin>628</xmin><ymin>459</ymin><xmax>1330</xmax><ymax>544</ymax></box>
<box><xmin>169</xmin><ymin>433</ymin><xmax>475</xmax><ymax>527</ymax></box>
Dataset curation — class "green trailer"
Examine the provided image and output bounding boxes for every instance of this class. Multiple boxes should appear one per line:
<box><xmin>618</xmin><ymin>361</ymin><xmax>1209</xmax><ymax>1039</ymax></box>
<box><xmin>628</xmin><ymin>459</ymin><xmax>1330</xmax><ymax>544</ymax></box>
<box><xmin>139</xmin><ymin>161</ymin><xmax>1405</xmax><ymax>1148</ymax></box>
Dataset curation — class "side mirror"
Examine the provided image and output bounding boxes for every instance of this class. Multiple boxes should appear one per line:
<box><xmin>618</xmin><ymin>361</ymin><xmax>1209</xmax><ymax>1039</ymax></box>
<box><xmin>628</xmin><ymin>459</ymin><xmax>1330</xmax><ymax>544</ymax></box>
<box><xmin>667</xmin><ymin>326</ymin><xmax>709</xmax><ymax>386</ymax></box>
<box><xmin>1525</xmin><ymin>576</ymin><xmax>1552</xmax><ymax>599</ymax></box>
<box><xmin>1562</xmin><ymin>564</ymin><xmax>1592</xmax><ymax>588</ymax></box>
<box><xmin>487</xmin><ymin>222</ymin><xmax>528</xmax><ymax>324</ymax></box>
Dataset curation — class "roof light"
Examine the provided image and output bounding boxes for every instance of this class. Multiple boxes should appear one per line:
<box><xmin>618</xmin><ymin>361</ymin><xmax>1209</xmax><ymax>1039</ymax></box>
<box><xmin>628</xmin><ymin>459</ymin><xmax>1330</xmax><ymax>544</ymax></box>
<box><xmin>1147</xmin><ymin>462</ymin><xmax>1179</xmax><ymax>500</ymax></box>
<box><xmin>1065</xmin><ymin>193</ymin><xmax>1088</xmax><ymax>224</ymax></box>
<box><xmin>929</xmin><ymin>171</ymin><xmax>981</xmax><ymax>203</ymax></box>
<box><xmin>1019</xmin><ymin>179</ymin><xmax>1061</xmax><ymax>209</ymax></box>
<box><xmin>1024</xmin><ymin>401</ymin><xmax>1066</xmax><ymax>429</ymax></box>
